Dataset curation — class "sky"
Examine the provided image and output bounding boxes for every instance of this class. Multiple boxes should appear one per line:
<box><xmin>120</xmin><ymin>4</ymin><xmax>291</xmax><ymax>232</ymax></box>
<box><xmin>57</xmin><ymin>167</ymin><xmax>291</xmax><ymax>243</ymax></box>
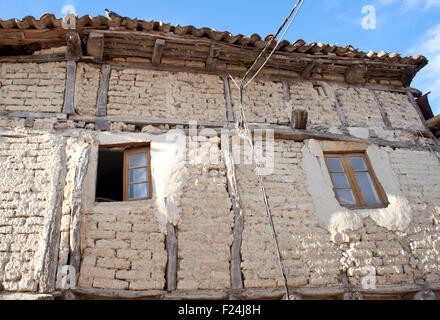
<box><xmin>0</xmin><ymin>0</ymin><xmax>439</xmax><ymax>114</ymax></box>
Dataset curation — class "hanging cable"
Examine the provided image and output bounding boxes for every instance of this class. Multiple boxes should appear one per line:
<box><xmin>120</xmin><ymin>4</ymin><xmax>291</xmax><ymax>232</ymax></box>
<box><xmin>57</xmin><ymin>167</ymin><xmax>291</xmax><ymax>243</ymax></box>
<box><xmin>240</xmin><ymin>0</ymin><xmax>305</xmax><ymax>92</ymax></box>
<box><xmin>223</xmin><ymin>0</ymin><xmax>306</xmax><ymax>300</ymax></box>
<box><xmin>244</xmin><ymin>0</ymin><xmax>305</xmax><ymax>89</ymax></box>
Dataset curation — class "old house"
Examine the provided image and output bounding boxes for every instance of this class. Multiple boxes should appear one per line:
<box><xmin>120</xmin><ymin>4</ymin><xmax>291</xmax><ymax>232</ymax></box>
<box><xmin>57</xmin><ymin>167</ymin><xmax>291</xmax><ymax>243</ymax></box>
<box><xmin>0</xmin><ymin>13</ymin><xmax>439</xmax><ymax>300</ymax></box>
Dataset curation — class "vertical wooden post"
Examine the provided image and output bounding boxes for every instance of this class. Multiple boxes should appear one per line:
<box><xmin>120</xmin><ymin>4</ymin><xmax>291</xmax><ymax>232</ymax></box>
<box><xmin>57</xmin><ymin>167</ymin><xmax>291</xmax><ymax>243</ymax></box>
<box><xmin>96</xmin><ymin>65</ymin><xmax>111</xmax><ymax>117</ymax></box>
<box><xmin>63</xmin><ymin>61</ymin><xmax>76</xmax><ymax>114</ymax></box>
<box><xmin>282</xmin><ymin>81</ymin><xmax>290</xmax><ymax>102</ymax></box>
<box><xmin>39</xmin><ymin>140</ymin><xmax>67</xmax><ymax>293</ymax></box>
<box><xmin>166</xmin><ymin>223</ymin><xmax>178</xmax><ymax>292</ymax></box>
<box><xmin>221</xmin><ymin>136</ymin><xmax>244</xmax><ymax>289</ymax></box>
<box><xmin>370</xmin><ymin>89</ymin><xmax>392</xmax><ymax>128</ymax></box>
<box><xmin>334</xmin><ymin>94</ymin><xmax>349</xmax><ymax>128</ymax></box>
<box><xmin>223</xmin><ymin>76</ymin><xmax>234</xmax><ymax>122</ymax></box>
<box><xmin>69</xmin><ymin>147</ymin><xmax>91</xmax><ymax>286</ymax></box>
<box><xmin>406</xmin><ymin>89</ymin><xmax>430</xmax><ymax>130</ymax></box>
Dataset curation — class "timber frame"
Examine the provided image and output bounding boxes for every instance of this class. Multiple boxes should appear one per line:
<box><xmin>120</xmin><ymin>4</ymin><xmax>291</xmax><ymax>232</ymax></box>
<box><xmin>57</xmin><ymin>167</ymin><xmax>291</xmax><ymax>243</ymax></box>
<box><xmin>0</xmin><ymin>15</ymin><xmax>428</xmax><ymax>86</ymax></box>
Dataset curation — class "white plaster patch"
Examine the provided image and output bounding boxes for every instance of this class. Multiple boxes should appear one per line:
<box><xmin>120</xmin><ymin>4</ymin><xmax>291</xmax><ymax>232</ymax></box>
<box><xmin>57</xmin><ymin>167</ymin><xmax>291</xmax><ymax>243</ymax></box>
<box><xmin>348</xmin><ymin>127</ymin><xmax>370</xmax><ymax>140</ymax></box>
<box><xmin>302</xmin><ymin>139</ymin><xmax>411</xmax><ymax>237</ymax></box>
<box><xmin>86</xmin><ymin>131</ymin><xmax>188</xmax><ymax>232</ymax></box>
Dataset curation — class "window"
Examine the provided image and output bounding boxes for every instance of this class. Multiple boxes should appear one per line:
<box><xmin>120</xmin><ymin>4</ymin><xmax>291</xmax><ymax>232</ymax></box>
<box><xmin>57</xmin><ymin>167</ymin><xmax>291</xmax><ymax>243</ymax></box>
<box><xmin>324</xmin><ymin>153</ymin><xmax>388</xmax><ymax>209</ymax></box>
<box><xmin>96</xmin><ymin>143</ymin><xmax>152</xmax><ymax>202</ymax></box>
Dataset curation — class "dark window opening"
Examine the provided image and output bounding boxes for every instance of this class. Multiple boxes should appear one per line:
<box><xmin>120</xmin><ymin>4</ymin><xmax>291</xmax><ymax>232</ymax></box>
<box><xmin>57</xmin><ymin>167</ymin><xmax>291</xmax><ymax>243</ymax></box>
<box><xmin>95</xmin><ymin>143</ymin><xmax>153</xmax><ymax>202</ymax></box>
<box><xmin>96</xmin><ymin>148</ymin><xmax>124</xmax><ymax>202</ymax></box>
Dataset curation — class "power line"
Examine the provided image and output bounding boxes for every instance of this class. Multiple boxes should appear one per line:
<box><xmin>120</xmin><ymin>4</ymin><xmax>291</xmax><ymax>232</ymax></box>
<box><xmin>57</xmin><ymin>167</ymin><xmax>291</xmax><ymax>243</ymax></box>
<box><xmin>240</xmin><ymin>0</ymin><xmax>305</xmax><ymax>94</ymax></box>
<box><xmin>225</xmin><ymin>0</ymin><xmax>306</xmax><ymax>301</ymax></box>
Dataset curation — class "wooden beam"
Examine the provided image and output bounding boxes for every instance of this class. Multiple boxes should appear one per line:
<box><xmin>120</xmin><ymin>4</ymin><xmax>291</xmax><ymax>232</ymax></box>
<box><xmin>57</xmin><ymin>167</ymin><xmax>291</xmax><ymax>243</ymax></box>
<box><xmin>406</xmin><ymin>89</ymin><xmax>430</xmax><ymax>130</ymax></box>
<box><xmin>345</xmin><ymin>64</ymin><xmax>367</xmax><ymax>84</ymax></box>
<box><xmin>63</xmin><ymin>60</ymin><xmax>76</xmax><ymax>115</ymax></box>
<box><xmin>282</xmin><ymin>81</ymin><xmax>291</xmax><ymax>101</ymax></box>
<box><xmin>301</xmin><ymin>61</ymin><xmax>319</xmax><ymax>79</ymax></box>
<box><xmin>166</xmin><ymin>223</ymin><xmax>178</xmax><ymax>292</ymax></box>
<box><xmin>66</xmin><ymin>31</ymin><xmax>82</xmax><ymax>60</ymax></box>
<box><xmin>221</xmin><ymin>139</ymin><xmax>244</xmax><ymax>289</ymax></box>
<box><xmin>206</xmin><ymin>45</ymin><xmax>220</xmax><ymax>70</ymax></box>
<box><xmin>334</xmin><ymin>95</ymin><xmax>349</xmax><ymax>128</ymax></box>
<box><xmin>0</xmin><ymin>53</ymin><xmax>67</xmax><ymax>63</ymax></box>
<box><xmin>96</xmin><ymin>65</ymin><xmax>111</xmax><ymax>117</ymax></box>
<box><xmin>222</xmin><ymin>76</ymin><xmax>234</xmax><ymax>122</ymax></box>
<box><xmin>86</xmin><ymin>32</ymin><xmax>104</xmax><ymax>62</ymax></box>
<box><xmin>0</xmin><ymin>31</ymin><xmax>24</xmax><ymax>40</ymax></box>
<box><xmin>69</xmin><ymin>147</ymin><xmax>90</xmax><ymax>286</ymax></box>
<box><xmin>152</xmin><ymin>39</ymin><xmax>166</xmax><ymax>65</ymax></box>
<box><xmin>290</xmin><ymin>110</ymin><xmax>308</xmax><ymax>130</ymax></box>
<box><xmin>402</xmin><ymin>66</ymin><xmax>417</xmax><ymax>87</ymax></box>
<box><xmin>427</xmin><ymin>115</ymin><xmax>440</xmax><ymax>130</ymax></box>
<box><xmin>371</xmin><ymin>89</ymin><xmax>392</xmax><ymax>127</ymax></box>
<box><xmin>39</xmin><ymin>142</ymin><xmax>67</xmax><ymax>293</ymax></box>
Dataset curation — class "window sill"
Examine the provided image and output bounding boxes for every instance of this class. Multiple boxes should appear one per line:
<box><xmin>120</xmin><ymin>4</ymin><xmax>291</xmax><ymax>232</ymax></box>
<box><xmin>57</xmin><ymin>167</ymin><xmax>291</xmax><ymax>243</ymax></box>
<box><xmin>341</xmin><ymin>203</ymin><xmax>390</xmax><ymax>210</ymax></box>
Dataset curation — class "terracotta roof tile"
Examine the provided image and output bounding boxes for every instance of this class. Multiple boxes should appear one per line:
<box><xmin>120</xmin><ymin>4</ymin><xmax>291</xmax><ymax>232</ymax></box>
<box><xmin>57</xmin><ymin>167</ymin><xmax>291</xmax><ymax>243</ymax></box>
<box><xmin>0</xmin><ymin>14</ymin><xmax>427</xmax><ymax>66</ymax></box>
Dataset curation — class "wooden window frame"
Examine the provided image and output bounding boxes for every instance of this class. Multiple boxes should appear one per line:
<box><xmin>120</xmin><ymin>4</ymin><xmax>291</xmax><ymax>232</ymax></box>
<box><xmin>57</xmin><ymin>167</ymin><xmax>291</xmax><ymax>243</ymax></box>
<box><xmin>324</xmin><ymin>152</ymin><xmax>388</xmax><ymax>209</ymax></box>
<box><xmin>122</xmin><ymin>144</ymin><xmax>153</xmax><ymax>201</ymax></box>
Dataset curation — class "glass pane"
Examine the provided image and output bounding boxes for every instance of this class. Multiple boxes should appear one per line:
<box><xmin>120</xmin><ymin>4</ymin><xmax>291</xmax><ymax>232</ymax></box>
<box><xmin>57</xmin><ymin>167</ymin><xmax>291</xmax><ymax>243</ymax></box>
<box><xmin>354</xmin><ymin>172</ymin><xmax>380</xmax><ymax>204</ymax></box>
<box><xmin>129</xmin><ymin>183</ymin><xmax>148</xmax><ymax>199</ymax></box>
<box><xmin>350</xmin><ymin>157</ymin><xmax>367</xmax><ymax>171</ymax></box>
<box><xmin>331</xmin><ymin>173</ymin><xmax>350</xmax><ymax>188</ymax></box>
<box><xmin>326</xmin><ymin>157</ymin><xmax>344</xmax><ymax>172</ymax></box>
<box><xmin>129</xmin><ymin>152</ymin><xmax>147</xmax><ymax>168</ymax></box>
<box><xmin>129</xmin><ymin>167</ymin><xmax>148</xmax><ymax>184</ymax></box>
<box><xmin>336</xmin><ymin>189</ymin><xmax>356</xmax><ymax>205</ymax></box>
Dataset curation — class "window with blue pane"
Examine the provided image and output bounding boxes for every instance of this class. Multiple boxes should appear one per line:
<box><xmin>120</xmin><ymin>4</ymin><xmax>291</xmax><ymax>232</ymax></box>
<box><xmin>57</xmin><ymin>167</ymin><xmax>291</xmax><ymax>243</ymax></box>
<box><xmin>325</xmin><ymin>153</ymin><xmax>388</xmax><ymax>209</ymax></box>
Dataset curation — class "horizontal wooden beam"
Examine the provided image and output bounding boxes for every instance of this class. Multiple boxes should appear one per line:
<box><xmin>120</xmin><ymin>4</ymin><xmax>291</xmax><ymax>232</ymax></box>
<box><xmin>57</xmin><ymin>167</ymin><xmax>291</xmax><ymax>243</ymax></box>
<box><xmin>65</xmin><ymin>115</ymin><xmax>440</xmax><ymax>152</ymax></box>
<box><xmin>69</xmin><ymin>282</ymin><xmax>440</xmax><ymax>300</ymax></box>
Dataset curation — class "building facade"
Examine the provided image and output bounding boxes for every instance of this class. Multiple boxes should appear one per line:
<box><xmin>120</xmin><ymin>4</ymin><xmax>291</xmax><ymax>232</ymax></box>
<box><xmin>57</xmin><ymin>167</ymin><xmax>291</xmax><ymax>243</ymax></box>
<box><xmin>0</xmin><ymin>14</ymin><xmax>439</xmax><ymax>300</ymax></box>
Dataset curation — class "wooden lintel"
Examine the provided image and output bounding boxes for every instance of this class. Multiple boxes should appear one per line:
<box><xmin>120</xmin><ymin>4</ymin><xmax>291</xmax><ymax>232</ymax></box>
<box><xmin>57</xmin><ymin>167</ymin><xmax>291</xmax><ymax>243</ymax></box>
<box><xmin>206</xmin><ymin>45</ymin><xmax>220</xmax><ymax>70</ymax></box>
<box><xmin>86</xmin><ymin>32</ymin><xmax>104</xmax><ymax>62</ymax></box>
<box><xmin>152</xmin><ymin>39</ymin><xmax>166</xmax><ymax>65</ymax></box>
<box><xmin>301</xmin><ymin>61</ymin><xmax>319</xmax><ymax>79</ymax></box>
<box><xmin>345</xmin><ymin>64</ymin><xmax>367</xmax><ymax>84</ymax></box>
<box><xmin>66</xmin><ymin>31</ymin><xmax>82</xmax><ymax>60</ymax></box>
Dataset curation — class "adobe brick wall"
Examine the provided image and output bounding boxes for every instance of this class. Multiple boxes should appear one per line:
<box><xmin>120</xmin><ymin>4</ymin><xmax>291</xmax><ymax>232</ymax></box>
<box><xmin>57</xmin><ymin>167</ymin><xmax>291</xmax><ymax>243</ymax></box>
<box><xmin>336</xmin><ymin>87</ymin><xmax>384</xmax><ymax>127</ymax></box>
<box><xmin>375</xmin><ymin>91</ymin><xmax>425</xmax><ymax>130</ymax></box>
<box><xmin>74</xmin><ymin>63</ymin><xmax>100</xmax><ymax>116</ymax></box>
<box><xmin>236</xmin><ymin>140</ymin><xmax>341</xmax><ymax>289</ymax></box>
<box><xmin>177</xmin><ymin>135</ymin><xmax>233</xmax><ymax>290</ymax></box>
<box><xmin>0</xmin><ymin>132</ymin><xmax>64</xmax><ymax>292</ymax></box>
<box><xmin>290</xmin><ymin>81</ymin><xmax>340</xmax><ymax>127</ymax></box>
<box><xmin>230</xmin><ymin>80</ymin><xmax>289</xmax><ymax>124</ymax></box>
<box><xmin>0</xmin><ymin>62</ymin><xmax>66</xmax><ymax>113</ymax></box>
<box><xmin>107</xmin><ymin>69</ymin><xmax>227</xmax><ymax>121</ymax></box>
